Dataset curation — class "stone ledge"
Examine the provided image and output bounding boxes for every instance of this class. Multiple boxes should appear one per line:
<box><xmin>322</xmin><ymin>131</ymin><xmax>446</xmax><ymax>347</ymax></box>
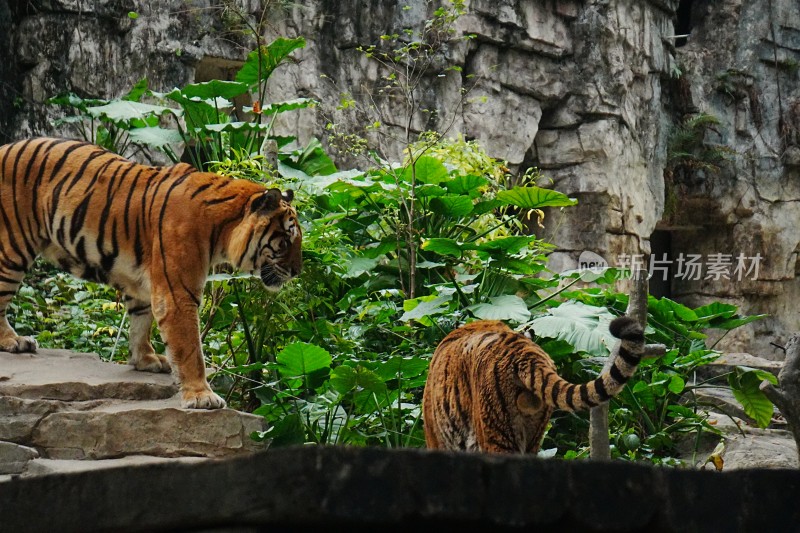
<box><xmin>0</xmin><ymin>349</ymin><xmax>178</xmax><ymax>401</ymax></box>
<box><xmin>1</xmin><ymin>446</ymin><xmax>800</xmax><ymax>532</ymax></box>
<box><xmin>29</xmin><ymin>400</ymin><xmax>266</xmax><ymax>459</ymax></box>
<box><xmin>0</xmin><ymin>348</ymin><xmax>267</xmax><ymax>461</ymax></box>
<box><xmin>22</xmin><ymin>455</ymin><xmax>212</xmax><ymax>477</ymax></box>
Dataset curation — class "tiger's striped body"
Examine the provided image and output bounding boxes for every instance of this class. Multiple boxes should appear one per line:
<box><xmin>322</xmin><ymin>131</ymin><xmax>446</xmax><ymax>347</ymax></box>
<box><xmin>0</xmin><ymin>137</ymin><xmax>302</xmax><ymax>409</ymax></box>
<box><xmin>423</xmin><ymin>316</ymin><xmax>645</xmax><ymax>454</ymax></box>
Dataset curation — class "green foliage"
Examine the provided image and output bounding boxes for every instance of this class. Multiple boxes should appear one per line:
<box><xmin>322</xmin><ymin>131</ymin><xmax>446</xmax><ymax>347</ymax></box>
<box><xmin>34</xmin><ymin>6</ymin><xmax>773</xmax><ymax>467</ymax></box>
<box><xmin>49</xmin><ymin>36</ymin><xmax>313</xmax><ymax>169</ymax></box>
<box><xmin>728</xmin><ymin>367</ymin><xmax>778</xmax><ymax>428</ymax></box>
<box><xmin>49</xmin><ymin>80</ymin><xmax>174</xmax><ymax>156</ymax></box>
<box><xmin>10</xmin><ymin>261</ymin><xmax>128</xmax><ymax>361</ymax></box>
<box><xmin>666</xmin><ymin>112</ymin><xmax>737</xmax><ymax>177</ymax></box>
<box><xmin>539</xmin><ymin>287</ymin><xmax>768</xmax><ymax>463</ymax></box>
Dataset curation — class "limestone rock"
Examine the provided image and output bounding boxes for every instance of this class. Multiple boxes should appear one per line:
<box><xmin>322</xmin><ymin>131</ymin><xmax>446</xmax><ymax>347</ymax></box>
<box><xmin>0</xmin><ymin>396</ymin><xmax>104</xmax><ymax>442</ymax></box>
<box><xmin>23</xmin><ymin>455</ymin><xmax>210</xmax><ymax>477</ymax></box>
<box><xmin>0</xmin><ymin>349</ymin><xmax>178</xmax><ymax>401</ymax></box>
<box><xmin>31</xmin><ymin>399</ymin><xmax>265</xmax><ymax>459</ymax></box>
<box><xmin>1</xmin><ymin>0</ymin><xmax>800</xmax><ymax>357</ymax></box>
<box><xmin>694</xmin><ymin>352</ymin><xmax>783</xmax><ymax>382</ymax></box>
<box><xmin>0</xmin><ymin>441</ymin><xmax>39</xmax><ymax>475</ymax></box>
<box><xmin>0</xmin><ymin>347</ymin><xmax>266</xmax><ymax>474</ymax></box>
<box><xmin>681</xmin><ymin>412</ymin><xmax>798</xmax><ymax>471</ymax></box>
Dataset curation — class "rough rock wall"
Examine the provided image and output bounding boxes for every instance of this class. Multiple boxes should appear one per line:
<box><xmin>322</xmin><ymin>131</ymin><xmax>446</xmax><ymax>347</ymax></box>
<box><xmin>2</xmin><ymin>0</ymin><xmax>799</xmax><ymax>356</ymax></box>
<box><xmin>661</xmin><ymin>0</ymin><xmax>800</xmax><ymax>357</ymax></box>
<box><xmin>261</xmin><ymin>0</ymin><xmax>676</xmax><ymax>269</ymax></box>
<box><xmin>0</xmin><ymin>0</ymin><xmax>259</xmax><ymax>143</ymax></box>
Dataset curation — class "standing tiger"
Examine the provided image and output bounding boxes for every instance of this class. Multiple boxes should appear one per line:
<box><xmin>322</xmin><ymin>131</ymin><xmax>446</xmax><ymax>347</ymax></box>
<box><xmin>423</xmin><ymin>315</ymin><xmax>645</xmax><ymax>454</ymax></box>
<box><xmin>0</xmin><ymin>137</ymin><xmax>302</xmax><ymax>409</ymax></box>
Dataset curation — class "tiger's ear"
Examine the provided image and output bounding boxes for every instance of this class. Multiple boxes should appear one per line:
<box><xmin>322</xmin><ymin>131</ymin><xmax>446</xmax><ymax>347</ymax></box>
<box><xmin>282</xmin><ymin>189</ymin><xmax>294</xmax><ymax>203</ymax></box>
<box><xmin>251</xmin><ymin>188</ymin><xmax>282</xmax><ymax>213</ymax></box>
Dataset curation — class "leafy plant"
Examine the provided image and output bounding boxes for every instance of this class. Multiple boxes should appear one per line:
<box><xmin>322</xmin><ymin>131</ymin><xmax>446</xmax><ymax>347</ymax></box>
<box><xmin>49</xmin><ymin>36</ymin><xmax>314</xmax><ymax>171</ymax></box>
<box><xmin>150</xmin><ymin>36</ymin><xmax>315</xmax><ymax>170</ymax></box>
<box><xmin>48</xmin><ymin>78</ymin><xmax>176</xmax><ymax>158</ymax></box>
<box><xmin>35</xmin><ymin>4</ymin><xmax>774</xmax><ymax>469</ymax></box>
<box><xmin>10</xmin><ymin>260</ymin><xmax>127</xmax><ymax>361</ymax></box>
<box><xmin>666</xmin><ymin>112</ymin><xmax>737</xmax><ymax>179</ymax></box>
<box><xmin>537</xmin><ymin>285</ymin><xmax>768</xmax><ymax>464</ymax></box>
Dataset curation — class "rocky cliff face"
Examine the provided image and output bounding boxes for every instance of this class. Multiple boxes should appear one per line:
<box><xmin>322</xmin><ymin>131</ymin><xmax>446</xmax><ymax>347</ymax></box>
<box><xmin>1</xmin><ymin>0</ymin><xmax>798</xmax><ymax>356</ymax></box>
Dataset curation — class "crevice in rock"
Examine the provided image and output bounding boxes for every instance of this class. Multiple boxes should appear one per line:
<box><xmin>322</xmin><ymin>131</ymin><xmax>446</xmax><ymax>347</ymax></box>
<box><xmin>674</xmin><ymin>0</ymin><xmax>694</xmax><ymax>48</ymax></box>
<box><xmin>649</xmin><ymin>229</ymin><xmax>673</xmax><ymax>299</ymax></box>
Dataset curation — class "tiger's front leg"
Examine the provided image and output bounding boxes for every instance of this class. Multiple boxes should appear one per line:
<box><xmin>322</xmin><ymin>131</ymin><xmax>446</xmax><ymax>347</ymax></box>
<box><xmin>124</xmin><ymin>296</ymin><xmax>170</xmax><ymax>373</ymax></box>
<box><xmin>151</xmin><ymin>293</ymin><xmax>225</xmax><ymax>410</ymax></box>
<box><xmin>0</xmin><ymin>264</ymin><xmax>37</xmax><ymax>353</ymax></box>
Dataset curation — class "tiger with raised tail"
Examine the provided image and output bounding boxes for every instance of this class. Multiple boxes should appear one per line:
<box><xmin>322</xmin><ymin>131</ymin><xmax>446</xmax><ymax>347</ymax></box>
<box><xmin>423</xmin><ymin>315</ymin><xmax>645</xmax><ymax>453</ymax></box>
<box><xmin>0</xmin><ymin>137</ymin><xmax>302</xmax><ymax>409</ymax></box>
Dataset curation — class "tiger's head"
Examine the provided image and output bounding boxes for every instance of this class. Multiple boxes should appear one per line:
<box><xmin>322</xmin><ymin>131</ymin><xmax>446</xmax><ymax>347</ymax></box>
<box><xmin>229</xmin><ymin>187</ymin><xmax>302</xmax><ymax>290</ymax></box>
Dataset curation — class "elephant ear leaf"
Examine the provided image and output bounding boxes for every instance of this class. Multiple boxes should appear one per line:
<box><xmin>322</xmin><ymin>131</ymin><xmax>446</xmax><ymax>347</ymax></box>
<box><xmin>496</xmin><ymin>186</ymin><xmax>577</xmax><ymax>209</ymax></box>
<box><xmin>236</xmin><ymin>37</ymin><xmax>306</xmax><ymax>88</ymax></box>
<box><xmin>528</xmin><ymin>302</ymin><xmax>617</xmax><ymax>356</ymax></box>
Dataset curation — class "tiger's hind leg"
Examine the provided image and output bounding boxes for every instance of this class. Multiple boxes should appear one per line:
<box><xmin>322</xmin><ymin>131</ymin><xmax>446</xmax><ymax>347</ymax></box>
<box><xmin>0</xmin><ymin>265</ymin><xmax>37</xmax><ymax>353</ymax></box>
<box><xmin>124</xmin><ymin>296</ymin><xmax>171</xmax><ymax>373</ymax></box>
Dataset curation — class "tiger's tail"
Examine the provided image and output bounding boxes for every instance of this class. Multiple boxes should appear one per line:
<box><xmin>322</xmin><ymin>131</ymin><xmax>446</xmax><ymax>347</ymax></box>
<box><xmin>544</xmin><ymin>315</ymin><xmax>645</xmax><ymax>412</ymax></box>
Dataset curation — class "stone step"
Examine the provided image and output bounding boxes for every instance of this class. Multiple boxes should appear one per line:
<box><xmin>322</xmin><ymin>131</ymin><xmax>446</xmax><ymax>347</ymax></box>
<box><xmin>0</xmin><ymin>347</ymin><xmax>267</xmax><ymax>465</ymax></box>
<box><xmin>22</xmin><ymin>455</ymin><xmax>212</xmax><ymax>477</ymax></box>
<box><xmin>0</xmin><ymin>349</ymin><xmax>178</xmax><ymax>401</ymax></box>
<box><xmin>27</xmin><ymin>397</ymin><xmax>266</xmax><ymax>459</ymax></box>
<box><xmin>685</xmin><ymin>384</ymin><xmax>786</xmax><ymax>429</ymax></box>
<box><xmin>0</xmin><ymin>441</ymin><xmax>39</xmax><ymax>475</ymax></box>
<box><xmin>676</xmin><ymin>411</ymin><xmax>798</xmax><ymax>471</ymax></box>
<box><xmin>694</xmin><ymin>352</ymin><xmax>783</xmax><ymax>382</ymax></box>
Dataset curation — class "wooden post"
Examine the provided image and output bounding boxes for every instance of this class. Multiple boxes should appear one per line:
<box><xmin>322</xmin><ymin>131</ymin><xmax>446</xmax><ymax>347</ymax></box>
<box><xmin>589</xmin><ymin>268</ymin><xmax>649</xmax><ymax>460</ymax></box>
<box><xmin>760</xmin><ymin>334</ymin><xmax>800</xmax><ymax>462</ymax></box>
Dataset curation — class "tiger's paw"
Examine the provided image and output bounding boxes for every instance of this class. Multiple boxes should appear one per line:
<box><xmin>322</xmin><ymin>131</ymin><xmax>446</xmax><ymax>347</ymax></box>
<box><xmin>181</xmin><ymin>387</ymin><xmax>226</xmax><ymax>410</ymax></box>
<box><xmin>0</xmin><ymin>334</ymin><xmax>38</xmax><ymax>353</ymax></box>
<box><xmin>131</xmin><ymin>353</ymin><xmax>171</xmax><ymax>373</ymax></box>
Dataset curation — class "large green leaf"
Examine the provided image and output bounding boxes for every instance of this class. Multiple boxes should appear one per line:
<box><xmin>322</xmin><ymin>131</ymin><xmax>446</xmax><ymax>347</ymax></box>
<box><xmin>713</xmin><ymin>314</ymin><xmax>769</xmax><ymax>330</ymax></box>
<box><xmin>202</xmin><ymin>122</ymin><xmax>271</xmax><ymax>133</ymax></box>
<box><xmin>416</xmin><ymin>184</ymin><xmax>447</xmax><ymax>198</ymax></box>
<box><xmin>648</xmin><ymin>296</ymin><xmax>698</xmax><ymax>324</ymax></box>
<box><xmin>375</xmin><ymin>356</ymin><xmax>429</xmax><ymax>382</ymax></box>
<box><xmin>343</xmin><ymin>256</ymin><xmax>381</xmax><ymax>278</ymax></box>
<box><xmin>258</xmin><ymin>98</ymin><xmax>317</xmax><ymax>116</ymax></box>
<box><xmin>123</xmin><ymin>78</ymin><xmax>149</xmax><ymax>102</ymax></box>
<box><xmin>253</xmin><ymin>413</ymin><xmax>306</xmax><ymax>447</ymax></box>
<box><xmin>400</xmin><ymin>295</ymin><xmax>450</xmax><ymax>322</ymax></box>
<box><xmin>86</xmin><ymin>101</ymin><xmax>177</xmax><ymax>122</ymax></box>
<box><xmin>276</xmin><ymin>342</ymin><xmax>332</xmax><ymax>378</ymax></box>
<box><xmin>329</xmin><ymin>364</ymin><xmax>386</xmax><ymax>394</ymax></box>
<box><xmin>475</xmin><ymin>236</ymin><xmax>536</xmax><ymax>255</ymax></box>
<box><xmin>692</xmin><ymin>302</ymin><xmax>738</xmax><ymax>321</ymax></box>
<box><xmin>282</xmin><ymin>137</ymin><xmax>337</xmax><ymax>176</ymax></box>
<box><xmin>180</xmin><ymin>80</ymin><xmax>249</xmax><ymax>100</ymax></box>
<box><xmin>496</xmin><ymin>186</ymin><xmax>577</xmax><ymax>208</ymax></box>
<box><xmin>632</xmin><ymin>381</ymin><xmax>657</xmax><ymax>411</ymax></box>
<box><xmin>468</xmin><ymin>295</ymin><xmax>531</xmax><ymax>323</ymax></box>
<box><xmin>403</xmin><ymin>155</ymin><xmax>448</xmax><ymax>185</ymax></box>
<box><xmin>48</xmin><ymin>92</ymin><xmax>107</xmax><ymax>110</ymax></box>
<box><xmin>429</xmin><ymin>195</ymin><xmax>473</xmax><ymax>217</ymax></box>
<box><xmin>290</xmin><ymin>169</ymin><xmax>366</xmax><ymax>194</ymax></box>
<box><xmin>472</xmin><ymin>198</ymin><xmax>504</xmax><ymax>215</ymax></box>
<box><xmin>528</xmin><ymin>302</ymin><xmax>618</xmax><ymax>356</ymax></box>
<box><xmin>729</xmin><ymin>369</ymin><xmax>776</xmax><ymax>428</ymax></box>
<box><xmin>421</xmin><ymin>238</ymin><xmax>464</xmax><ymax>258</ymax></box>
<box><xmin>236</xmin><ymin>37</ymin><xmax>306</xmax><ymax>87</ymax></box>
<box><xmin>444</xmin><ymin>174</ymin><xmax>488</xmax><ymax>196</ymax></box>
<box><xmin>127</xmin><ymin>126</ymin><xmax>184</xmax><ymax>148</ymax></box>
<box><xmin>158</xmin><ymin>89</ymin><xmax>231</xmax><ymax>130</ymax></box>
